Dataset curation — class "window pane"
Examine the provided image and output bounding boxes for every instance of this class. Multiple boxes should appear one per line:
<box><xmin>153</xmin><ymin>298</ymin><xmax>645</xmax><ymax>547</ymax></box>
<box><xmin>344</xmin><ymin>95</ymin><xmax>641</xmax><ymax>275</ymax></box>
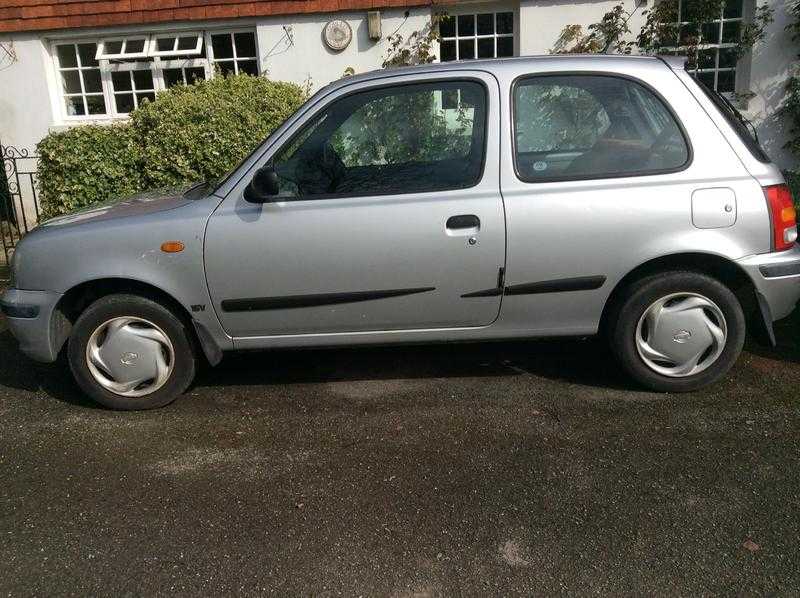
<box><xmin>496</xmin><ymin>12</ymin><xmax>513</xmax><ymax>35</ymax></box>
<box><xmin>477</xmin><ymin>13</ymin><xmax>494</xmax><ymax>35</ymax></box>
<box><xmin>234</xmin><ymin>32</ymin><xmax>257</xmax><ymax>57</ymax></box>
<box><xmin>701</xmin><ymin>22</ymin><xmax>721</xmax><ymax>44</ymax></box>
<box><xmin>82</xmin><ymin>69</ymin><xmax>102</xmax><ymax>93</ymax></box>
<box><xmin>177</xmin><ymin>36</ymin><xmax>198</xmax><ymax>51</ymax></box>
<box><xmin>439</xmin><ymin>16</ymin><xmax>455</xmax><ymax>38</ymax></box>
<box><xmin>477</xmin><ymin>38</ymin><xmax>494</xmax><ymax>58</ymax></box>
<box><xmin>186</xmin><ymin>67</ymin><xmax>206</xmax><ymax>83</ymax></box>
<box><xmin>163</xmin><ymin>68</ymin><xmax>184</xmax><ymax>88</ymax></box>
<box><xmin>114</xmin><ymin>93</ymin><xmax>135</xmax><ymax>113</ymax></box>
<box><xmin>721</xmin><ymin>20</ymin><xmax>740</xmax><ymax>43</ymax></box>
<box><xmin>132</xmin><ymin>69</ymin><xmax>154</xmax><ymax>90</ymax></box>
<box><xmin>137</xmin><ymin>92</ymin><xmax>156</xmax><ymax>105</ymax></box>
<box><xmin>126</xmin><ymin>38</ymin><xmax>146</xmax><ymax>54</ymax></box>
<box><xmin>458</xmin><ymin>14</ymin><xmax>475</xmax><ymax>36</ymax></box>
<box><xmin>65</xmin><ymin>96</ymin><xmax>85</xmax><ymax>116</ymax></box>
<box><xmin>112</xmin><ymin>71</ymin><xmax>132</xmax><ymax>91</ymax></box>
<box><xmin>105</xmin><ymin>40</ymin><xmax>123</xmax><ymax>55</ymax></box>
<box><xmin>458</xmin><ymin>39</ymin><xmax>475</xmax><ymax>60</ymax></box>
<box><xmin>212</xmin><ymin>34</ymin><xmax>234</xmax><ymax>59</ymax></box>
<box><xmin>497</xmin><ymin>12</ymin><xmax>514</xmax><ymax>33</ymax></box>
<box><xmin>272</xmin><ymin>81</ymin><xmax>486</xmax><ymax>198</ymax></box>
<box><xmin>717</xmin><ymin>69</ymin><xmax>736</xmax><ymax>93</ymax></box>
<box><xmin>496</xmin><ymin>36</ymin><xmax>513</xmax><ymax>57</ymax></box>
<box><xmin>156</xmin><ymin>37</ymin><xmax>175</xmax><ymax>52</ymax></box>
<box><xmin>237</xmin><ymin>59</ymin><xmax>258</xmax><ymax>76</ymax></box>
<box><xmin>697</xmin><ymin>48</ymin><xmax>716</xmax><ymax>69</ymax></box>
<box><xmin>217</xmin><ymin>61</ymin><xmax>236</xmax><ymax>77</ymax></box>
<box><xmin>724</xmin><ymin>0</ymin><xmax>743</xmax><ymax>19</ymax></box>
<box><xmin>440</xmin><ymin>40</ymin><xmax>456</xmax><ymax>61</ymax></box>
<box><xmin>513</xmin><ymin>75</ymin><xmax>688</xmax><ymax>181</ymax></box>
<box><xmin>86</xmin><ymin>95</ymin><xmax>107</xmax><ymax>115</ymax></box>
<box><xmin>57</xmin><ymin>44</ymin><xmax>78</xmax><ymax>68</ymax></box>
<box><xmin>78</xmin><ymin>43</ymin><xmax>98</xmax><ymax>67</ymax></box>
<box><xmin>61</xmin><ymin>70</ymin><xmax>82</xmax><ymax>94</ymax></box>
<box><xmin>719</xmin><ymin>47</ymin><xmax>737</xmax><ymax>68</ymax></box>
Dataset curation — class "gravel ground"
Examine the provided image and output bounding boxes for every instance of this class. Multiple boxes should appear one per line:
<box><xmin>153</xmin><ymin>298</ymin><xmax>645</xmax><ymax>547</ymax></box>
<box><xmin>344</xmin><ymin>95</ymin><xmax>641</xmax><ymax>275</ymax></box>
<box><xmin>1</xmin><ymin>294</ymin><xmax>799</xmax><ymax>596</ymax></box>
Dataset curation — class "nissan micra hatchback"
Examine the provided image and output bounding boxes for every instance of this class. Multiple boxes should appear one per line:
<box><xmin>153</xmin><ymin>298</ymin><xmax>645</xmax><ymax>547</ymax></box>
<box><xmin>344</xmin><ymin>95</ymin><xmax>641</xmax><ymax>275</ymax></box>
<box><xmin>2</xmin><ymin>55</ymin><xmax>799</xmax><ymax>409</ymax></box>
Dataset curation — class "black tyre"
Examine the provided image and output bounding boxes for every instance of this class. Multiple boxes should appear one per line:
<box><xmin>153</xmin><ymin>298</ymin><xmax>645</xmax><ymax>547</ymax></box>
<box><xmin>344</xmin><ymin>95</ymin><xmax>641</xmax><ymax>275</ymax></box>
<box><xmin>609</xmin><ymin>271</ymin><xmax>745</xmax><ymax>392</ymax></box>
<box><xmin>68</xmin><ymin>294</ymin><xmax>197</xmax><ymax>410</ymax></box>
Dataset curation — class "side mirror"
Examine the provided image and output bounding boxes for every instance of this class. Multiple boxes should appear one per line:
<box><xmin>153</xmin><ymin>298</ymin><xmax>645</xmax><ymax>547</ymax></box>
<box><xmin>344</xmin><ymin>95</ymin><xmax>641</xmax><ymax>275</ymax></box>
<box><xmin>244</xmin><ymin>165</ymin><xmax>280</xmax><ymax>203</ymax></box>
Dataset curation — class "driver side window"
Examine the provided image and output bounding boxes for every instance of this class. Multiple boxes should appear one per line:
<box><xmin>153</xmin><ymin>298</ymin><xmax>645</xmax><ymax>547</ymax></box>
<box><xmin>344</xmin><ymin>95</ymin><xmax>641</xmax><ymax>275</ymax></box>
<box><xmin>271</xmin><ymin>80</ymin><xmax>487</xmax><ymax>199</ymax></box>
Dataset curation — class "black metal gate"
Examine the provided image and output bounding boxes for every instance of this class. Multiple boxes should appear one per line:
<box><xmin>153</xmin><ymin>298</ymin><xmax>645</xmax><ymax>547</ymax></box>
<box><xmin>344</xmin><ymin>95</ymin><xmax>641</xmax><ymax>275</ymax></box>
<box><xmin>1</xmin><ymin>142</ymin><xmax>40</xmax><ymax>277</ymax></box>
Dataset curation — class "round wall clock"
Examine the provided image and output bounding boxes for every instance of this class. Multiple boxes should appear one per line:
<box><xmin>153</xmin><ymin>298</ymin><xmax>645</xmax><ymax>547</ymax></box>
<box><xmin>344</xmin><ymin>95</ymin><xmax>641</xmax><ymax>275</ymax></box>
<box><xmin>323</xmin><ymin>20</ymin><xmax>353</xmax><ymax>51</ymax></box>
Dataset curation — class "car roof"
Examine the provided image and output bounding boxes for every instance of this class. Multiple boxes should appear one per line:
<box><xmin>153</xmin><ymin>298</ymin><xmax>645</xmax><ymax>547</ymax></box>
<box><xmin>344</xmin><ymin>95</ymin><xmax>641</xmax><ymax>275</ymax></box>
<box><xmin>324</xmin><ymin>54</ymin><xmax>669</xmax><ymax>91</ymax></box>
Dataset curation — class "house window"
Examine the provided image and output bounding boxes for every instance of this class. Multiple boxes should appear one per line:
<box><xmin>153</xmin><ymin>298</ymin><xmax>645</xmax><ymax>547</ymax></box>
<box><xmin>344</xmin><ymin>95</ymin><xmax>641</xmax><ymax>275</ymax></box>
<box><xmin>439</xmin><ymin>11</ymin><xmax>514</xmax><ymax>62</ymax></box>
<box><xmin>210</xmin><ymin>32</ymin><xmax>258</xmax><ymax>76</ymax></box>
<box><xmin>52</xmin><ymin>30</ymin><xmax>258</xmax><ymax>120</ymax></box>
<box><xmin>673</xmin><ymin>0</ymin><xmax>744</xmax><ymax>94</ymax></box>
<box><xmin>54</xmin><ymin>43</ymin><xmax>107</xmax><ymax>116</ymax></box>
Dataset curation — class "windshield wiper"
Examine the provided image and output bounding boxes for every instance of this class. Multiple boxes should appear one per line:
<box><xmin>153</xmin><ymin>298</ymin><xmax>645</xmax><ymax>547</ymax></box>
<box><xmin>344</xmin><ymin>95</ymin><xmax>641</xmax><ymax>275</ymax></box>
<box><xmin>714</xmin><ymin>88</ymin><xmax>760</xmax><ymax>144</ymax></box>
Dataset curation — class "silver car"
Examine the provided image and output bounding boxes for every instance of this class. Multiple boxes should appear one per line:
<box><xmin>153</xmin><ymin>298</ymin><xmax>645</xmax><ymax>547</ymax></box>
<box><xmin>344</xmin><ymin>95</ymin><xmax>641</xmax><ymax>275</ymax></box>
<box><xmin>2</xmin><ymin>55</ymin><xmax>799</xmax><ymax>410</ymax></box>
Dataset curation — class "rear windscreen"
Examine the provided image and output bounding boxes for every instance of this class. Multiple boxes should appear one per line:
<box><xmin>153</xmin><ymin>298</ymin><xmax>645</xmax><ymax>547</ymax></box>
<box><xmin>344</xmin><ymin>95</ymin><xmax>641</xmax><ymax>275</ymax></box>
<box><xmin>695</xmin><ymin>77</ymin><xmax>770</xmax><ymax>163</ymax></box>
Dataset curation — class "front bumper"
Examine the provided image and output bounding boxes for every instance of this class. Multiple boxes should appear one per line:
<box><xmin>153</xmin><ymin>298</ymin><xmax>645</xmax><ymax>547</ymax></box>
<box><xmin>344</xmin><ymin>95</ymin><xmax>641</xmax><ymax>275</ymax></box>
<box><xmin>0</xmin><ymin>288</ymin><xmax>65</xmax><ymax>363</ymax></box>
<box><xmin>737</xmin><ymin>245</ymin><xmax>800</xmax><ymax>322</ymax></box>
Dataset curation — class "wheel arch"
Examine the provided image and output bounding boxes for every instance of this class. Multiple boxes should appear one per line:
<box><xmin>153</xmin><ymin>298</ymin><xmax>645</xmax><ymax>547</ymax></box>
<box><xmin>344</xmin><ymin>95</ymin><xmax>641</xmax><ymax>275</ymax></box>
<box><xmin>53</xmin><ymin>277</ymin><xmax>221</xmax><ymax>365</ymax></box>
<box><xmin>599</xmin><ymin>252</ymin><xmax>768</xmax><ymax>341</ymax></box>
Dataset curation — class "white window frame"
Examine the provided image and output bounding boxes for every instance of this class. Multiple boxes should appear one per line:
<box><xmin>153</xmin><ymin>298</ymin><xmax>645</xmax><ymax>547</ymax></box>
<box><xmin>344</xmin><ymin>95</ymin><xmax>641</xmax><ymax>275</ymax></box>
<box><xmin>52</xmin><ymin>40</ymin><xmax>112</xmax><ymax>122</ymax></box>
<box><xmin>95</xmin><ymin>35</ymin><xmax>150</xmax><ymax>60</ymax></box>
<box><xmin>49</xmin><ymin>28</ymin><xmax>260</xmax><ymax>122</ymax></box>
<box><xmin>438</xmin><ymin>10</ymin><xmax>515</xmax><ymax>62</ymax></box>
<box><xmin>669</xmin><ymin>0</ymin><xmax>745</xmax><ymax>95</ymax></box>
<box><xmin>205</xmin><ymin>29</ymin><xmax>260</xmax><ymax>76</ymax></box>
<box><xmin>148</xmin><ymin>32</ymin><xmax>204</xmax><ymax>58</ymax></box>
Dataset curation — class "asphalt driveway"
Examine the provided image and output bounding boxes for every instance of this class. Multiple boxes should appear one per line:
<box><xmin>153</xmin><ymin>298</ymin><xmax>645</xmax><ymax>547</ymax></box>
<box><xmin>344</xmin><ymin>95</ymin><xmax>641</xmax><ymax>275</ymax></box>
<box><xmin>1</xmin><ymin>301</ymin><xmax>799</xmax><ymax>596</ymax></box>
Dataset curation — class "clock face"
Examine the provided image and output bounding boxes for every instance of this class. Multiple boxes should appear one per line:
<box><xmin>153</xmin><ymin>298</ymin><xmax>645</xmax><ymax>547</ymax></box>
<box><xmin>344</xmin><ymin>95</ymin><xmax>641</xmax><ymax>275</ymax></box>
<box><xmin>324</xmin><ymin>20</ymin><xmax>353</xmax><ymax>51</ymax></box>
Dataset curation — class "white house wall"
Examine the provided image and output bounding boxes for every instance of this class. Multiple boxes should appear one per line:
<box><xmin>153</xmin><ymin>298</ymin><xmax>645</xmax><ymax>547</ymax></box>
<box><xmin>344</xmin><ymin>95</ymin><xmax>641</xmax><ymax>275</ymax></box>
<box><xmin>256</xmin><ymin>7</ymin><xmax>432</xmax><ymax>90</ymax></box>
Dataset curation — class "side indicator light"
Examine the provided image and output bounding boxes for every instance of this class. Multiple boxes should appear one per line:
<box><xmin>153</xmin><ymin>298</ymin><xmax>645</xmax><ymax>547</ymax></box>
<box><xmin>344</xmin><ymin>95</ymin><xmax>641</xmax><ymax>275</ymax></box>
<box><xmin>160</xmin><ymin>241</ymin><xmax>185</xmax><ymax>253</ymax></box>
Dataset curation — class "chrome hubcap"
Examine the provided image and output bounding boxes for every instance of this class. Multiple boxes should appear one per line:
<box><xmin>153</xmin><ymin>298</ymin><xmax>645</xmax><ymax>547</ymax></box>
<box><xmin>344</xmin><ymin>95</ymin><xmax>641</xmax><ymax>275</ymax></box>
<box><xmin>635</xmin><ymin>292</ymin><xmax>727</xmax><ymax>378</ymax></box>
<box><xmin>85</xmin><ymin>316</ymin><xmax>175</xmax><ymax>397</ymax></box>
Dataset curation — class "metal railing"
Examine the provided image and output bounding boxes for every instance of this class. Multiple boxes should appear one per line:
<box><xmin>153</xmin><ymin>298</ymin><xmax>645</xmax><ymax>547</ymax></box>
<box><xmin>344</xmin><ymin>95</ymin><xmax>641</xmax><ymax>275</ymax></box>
<box><xmin>1</xmin><ymin>143</ymin><xmax>40</xmax><ymax>278</ymax></box>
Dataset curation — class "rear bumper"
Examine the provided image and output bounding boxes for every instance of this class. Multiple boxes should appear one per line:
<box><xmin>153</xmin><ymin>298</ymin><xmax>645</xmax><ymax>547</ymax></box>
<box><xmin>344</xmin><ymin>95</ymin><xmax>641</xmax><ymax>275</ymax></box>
<box><xmin>0</xmin><ymin>288</ymin><xmax>65</xmax><ymax>363</ymax></box>
<box><xmin>737</xmin><ymin>246</ymin><xmax>800</xmax><ymax>322</ymax></box>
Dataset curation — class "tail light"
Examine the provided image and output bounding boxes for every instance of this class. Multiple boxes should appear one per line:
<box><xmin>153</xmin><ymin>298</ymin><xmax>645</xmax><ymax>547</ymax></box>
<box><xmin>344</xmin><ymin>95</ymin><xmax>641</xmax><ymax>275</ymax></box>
<box><xmin>764</xmin><ymin>184</ymin><xmax>797</xmax><ymax>251</ymax></box>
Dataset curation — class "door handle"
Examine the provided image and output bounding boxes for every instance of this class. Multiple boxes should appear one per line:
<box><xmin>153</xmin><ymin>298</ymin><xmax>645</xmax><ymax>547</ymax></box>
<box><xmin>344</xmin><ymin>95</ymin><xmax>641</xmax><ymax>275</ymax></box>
<box><xmin>446</xmin><ymin>214</ymin><xmax>480</xmax><ymax>230</ymax></box>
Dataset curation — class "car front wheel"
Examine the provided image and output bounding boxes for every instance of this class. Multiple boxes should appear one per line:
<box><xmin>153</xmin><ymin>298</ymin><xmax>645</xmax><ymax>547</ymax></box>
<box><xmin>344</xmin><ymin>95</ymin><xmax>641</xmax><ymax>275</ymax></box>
<box><xmin>609</xmin><ymin>271</ymin><xmax>746</xmax><ymax>392</ymax></box>
<box><xmin>68</xmin><ymin>294</ymin><xmax>197</xmax><ymax>410</ymax></box>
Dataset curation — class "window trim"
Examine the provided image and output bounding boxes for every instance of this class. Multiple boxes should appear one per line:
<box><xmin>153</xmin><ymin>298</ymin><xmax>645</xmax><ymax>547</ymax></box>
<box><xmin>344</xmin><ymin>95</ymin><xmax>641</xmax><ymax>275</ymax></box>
<box><xmin>262</xmin><ymin>77</ymin><xmax>490</xmax><ymax>203</ymax></box>
<box><xmin>510</xmin><ymin>72</ymin><xmax>694</xmax><ymax>185</ymax></box>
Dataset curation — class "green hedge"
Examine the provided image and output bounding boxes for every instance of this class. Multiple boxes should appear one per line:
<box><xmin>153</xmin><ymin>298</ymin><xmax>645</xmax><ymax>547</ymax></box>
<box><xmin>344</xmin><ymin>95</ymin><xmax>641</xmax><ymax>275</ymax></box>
<box><xmin>37</xmin><ymin>74</ymin><xmax>306</xmax><ymax>218</ymax></box>
<box><xmin>785</xmin><ymin>170</ymin><xmax>800</xmax><ymax>210</ymax></box>
<box><xmin>37</xmin><ymin>124</ymin><xmax>143</xmax><ymax>219</ymax></box>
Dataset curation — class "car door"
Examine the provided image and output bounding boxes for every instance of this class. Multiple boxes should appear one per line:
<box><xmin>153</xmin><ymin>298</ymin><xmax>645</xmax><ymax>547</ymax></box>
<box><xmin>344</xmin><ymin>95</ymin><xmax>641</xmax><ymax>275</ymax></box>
<box><xmin>205</xmin><ymin>72</ymin><xmax>505</xmax><ymax>338</ymax></box>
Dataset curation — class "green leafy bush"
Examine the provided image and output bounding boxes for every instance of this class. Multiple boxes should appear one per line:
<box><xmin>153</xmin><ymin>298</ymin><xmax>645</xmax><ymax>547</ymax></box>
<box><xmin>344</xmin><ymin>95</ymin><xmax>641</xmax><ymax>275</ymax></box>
<box><xmin>785</xmin><ymin>170</ymin><xmax>800</xmax><ymax>209</ymax></box>
<box><xmin>36</xmin><ymin>74</ymin><xmax>306</xmax><ymax>218</ymax></box>
<box><xmin>131</xmin><ymin>75</ymin><xmax>306</xmax><ymax>189</ymax></box>
<box><xmin>37</xmin><ymin>124</ymin><xmax>143</xmax><ymax>219</ymax></box>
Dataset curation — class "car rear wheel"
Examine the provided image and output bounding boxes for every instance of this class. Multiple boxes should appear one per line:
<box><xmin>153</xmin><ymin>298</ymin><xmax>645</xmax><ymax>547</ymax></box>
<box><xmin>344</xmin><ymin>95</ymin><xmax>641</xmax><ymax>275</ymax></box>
<box><xmin>609</xmin><ymin>271</ymin><xmax>745</xmax><ymax>392</ymax></box>
<box><xmin>68</xmin><ymin>294</ymin><xmax>197</xmax><ymax>410</ymax></box>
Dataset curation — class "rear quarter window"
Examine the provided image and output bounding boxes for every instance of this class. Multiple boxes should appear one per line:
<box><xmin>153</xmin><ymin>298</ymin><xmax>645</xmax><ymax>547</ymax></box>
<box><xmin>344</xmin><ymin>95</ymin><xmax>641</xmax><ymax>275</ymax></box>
<box><xmin>513</xmin><ymin>74</ymin><xmax>691</xmax><ymax>182</ymax></box>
